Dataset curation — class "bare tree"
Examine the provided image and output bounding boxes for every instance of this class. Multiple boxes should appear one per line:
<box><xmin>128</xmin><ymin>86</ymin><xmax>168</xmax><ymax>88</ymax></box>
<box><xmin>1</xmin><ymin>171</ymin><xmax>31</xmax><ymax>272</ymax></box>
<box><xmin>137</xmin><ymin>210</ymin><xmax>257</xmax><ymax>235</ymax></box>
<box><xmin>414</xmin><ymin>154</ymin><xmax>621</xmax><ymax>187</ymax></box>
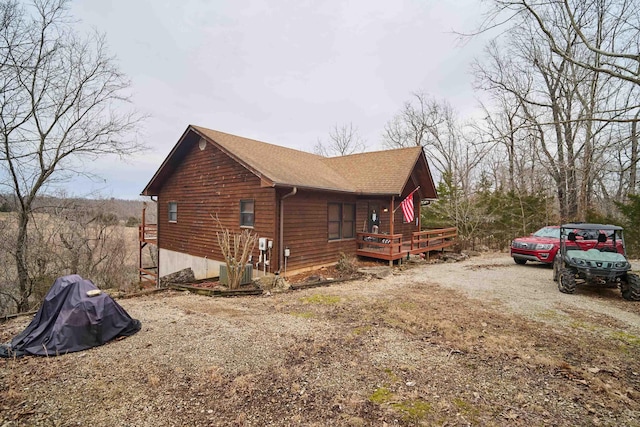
<box><xmin>506</xmin><ymin>0</ymin><xmax>640</xmax><ymax>87</ymax></box>
<box><xmin>212</xmin><ymin>215</ymin><xmax>257</xmax><ymax>290</ymax></box>
<box><xmin>0</xmin><ymin>0</ymin><xmax>143</xmax><ymax>311</ymax></box>
<box><xmin>55</xmin><ymin>200</ymin><xmax>134</xmax><ymax>290</ymax></box>
<box><xmin>383</xmin><ymin>92</ymin><xmax>446</xmax><ymax>149</ymax></box>
<box><xmin>384</xmin><ymin>92</ymin><xmax>491</xmax><ymax>192</ymax></box>
<box><xmin>314</xmin><ymin>122</ymin><xmax>366</xmax><ymax>157</ymax></box>
<box><xmin>473</xmin><ymin>1</ymin><xmax>639</xmax><ymax>221</ymax></box>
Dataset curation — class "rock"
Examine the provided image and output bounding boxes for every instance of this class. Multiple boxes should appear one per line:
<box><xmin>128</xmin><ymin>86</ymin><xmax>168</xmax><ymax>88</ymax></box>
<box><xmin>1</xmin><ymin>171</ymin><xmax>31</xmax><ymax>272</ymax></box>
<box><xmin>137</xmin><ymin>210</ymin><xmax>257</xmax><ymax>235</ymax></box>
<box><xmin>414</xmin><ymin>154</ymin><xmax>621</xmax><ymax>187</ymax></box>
<box><xmin>305</xmin><ymin>274</ymin><xmax>324</xmax><ymax>283</ymax></box>
<box><xmin>357</xmin><ymin>266</ymin><xmax>392</xmax><ymax>279</ymax></box>
<box><xmin>407</xmin><ymin>255</ymin><xmax>426</xmax><ymax>265</ymax></box>
<box><xmin>441</xmin><ymin>253</ymin><xmax>469</xmax><ymax>263</ymax></box>
<box><xmin>159</xmin><ymin>268</ymin><xmax>196</xmax><ymax>286</ymax></box>
<box><xmin>254</xmin><ymin>275</ymin><xmax>290</xmax><ymax>292</ymax></box>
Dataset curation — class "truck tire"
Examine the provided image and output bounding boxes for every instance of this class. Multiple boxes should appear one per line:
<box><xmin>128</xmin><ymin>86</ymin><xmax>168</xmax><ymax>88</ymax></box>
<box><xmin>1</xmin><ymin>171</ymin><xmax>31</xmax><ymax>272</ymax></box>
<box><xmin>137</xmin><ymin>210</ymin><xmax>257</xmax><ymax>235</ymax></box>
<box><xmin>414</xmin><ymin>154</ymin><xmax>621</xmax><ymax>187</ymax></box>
<box><xmin>621</xmin><ymin>273</ymin><xmax>640</xmax><ymax>301</ymax></box>
<box><xmin>558</xmin><ymin>269</ymin><xmax>576</xmax><ymax>294</ymax></box>
<box><xmin>514</xmin><ymin>258</ymin><xmax>527</xmax><ymax>265</ymax></box>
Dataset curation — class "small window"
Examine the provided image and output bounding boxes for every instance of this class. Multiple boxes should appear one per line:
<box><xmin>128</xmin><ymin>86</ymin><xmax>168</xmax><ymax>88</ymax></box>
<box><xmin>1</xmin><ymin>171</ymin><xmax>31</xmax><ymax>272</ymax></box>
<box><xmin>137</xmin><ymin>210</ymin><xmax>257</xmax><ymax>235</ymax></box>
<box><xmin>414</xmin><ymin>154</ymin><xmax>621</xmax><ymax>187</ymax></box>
<box><xmin>240</xmin><ymin>199</ymin><xmax>254</xmax><ymax>227</ymax></box>
<box><xmin>168</xmin><ymin>202</ymin><xmax>177</xmax><ymax>222</ymax></box>
<box><xmin>328</xmin><ymin>202</ymin><xmax>355</xmax><ymax>240</ymax></box>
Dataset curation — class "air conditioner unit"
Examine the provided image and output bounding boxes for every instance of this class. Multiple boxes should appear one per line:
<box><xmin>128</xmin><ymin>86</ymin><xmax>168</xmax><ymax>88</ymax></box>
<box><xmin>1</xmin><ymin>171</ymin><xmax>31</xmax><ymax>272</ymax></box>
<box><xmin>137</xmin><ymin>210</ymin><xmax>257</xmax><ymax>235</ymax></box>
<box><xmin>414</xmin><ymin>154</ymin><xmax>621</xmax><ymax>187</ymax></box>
<box><xmin>219</xmin><ymin>264</ymin><xmax>253</xmax><ymax>286</ymax></box>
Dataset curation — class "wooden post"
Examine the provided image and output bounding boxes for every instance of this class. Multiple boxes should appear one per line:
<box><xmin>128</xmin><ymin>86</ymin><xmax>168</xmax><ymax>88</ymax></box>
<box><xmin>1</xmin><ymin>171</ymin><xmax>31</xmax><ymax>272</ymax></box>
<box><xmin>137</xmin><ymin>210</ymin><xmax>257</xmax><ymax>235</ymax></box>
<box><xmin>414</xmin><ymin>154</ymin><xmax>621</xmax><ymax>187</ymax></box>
<box><xmin>389</xmin><ymin>196</ymin><xmax>395</xmax><ymax>267</ymax></box>
<box><xmin>390</xmin><ymin>196</ymin><xmax>395</xmax><ymax>236</ymax></box>
<box><xmin>417</xmin><ymin>193</ymin><xmax>421</xmax><ymax>232</ymax></box>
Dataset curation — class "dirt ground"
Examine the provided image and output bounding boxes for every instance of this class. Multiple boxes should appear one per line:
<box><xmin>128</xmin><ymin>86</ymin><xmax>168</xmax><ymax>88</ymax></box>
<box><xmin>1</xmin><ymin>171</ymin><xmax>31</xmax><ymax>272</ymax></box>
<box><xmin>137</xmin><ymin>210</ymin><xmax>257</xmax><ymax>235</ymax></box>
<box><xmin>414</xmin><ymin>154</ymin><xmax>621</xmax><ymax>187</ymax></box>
<box><xmin>1</xmin><ymin>253</ymin><xmax>640</xmax><ymax>426</ymax></box>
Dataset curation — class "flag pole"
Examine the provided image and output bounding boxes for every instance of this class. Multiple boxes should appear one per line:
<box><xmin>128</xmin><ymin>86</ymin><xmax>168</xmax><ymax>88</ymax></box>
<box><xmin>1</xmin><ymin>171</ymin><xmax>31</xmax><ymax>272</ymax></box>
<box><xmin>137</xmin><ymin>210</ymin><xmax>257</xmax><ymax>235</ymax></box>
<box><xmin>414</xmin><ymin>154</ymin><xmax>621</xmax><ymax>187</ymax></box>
<box><xmin>393</xmin><ymin>186</ymin><xmax>420</xmax><ymax>213</ymax></box>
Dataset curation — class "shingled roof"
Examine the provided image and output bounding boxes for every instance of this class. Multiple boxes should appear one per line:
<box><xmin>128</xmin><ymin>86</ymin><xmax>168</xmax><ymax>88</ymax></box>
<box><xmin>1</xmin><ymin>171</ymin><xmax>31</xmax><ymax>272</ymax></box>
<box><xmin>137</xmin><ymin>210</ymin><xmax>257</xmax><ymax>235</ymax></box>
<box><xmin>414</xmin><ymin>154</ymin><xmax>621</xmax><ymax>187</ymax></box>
<box><xmin>142</xmin><ymin>125</ymin><xmax>437</xmax><ymax>198</ymax></box>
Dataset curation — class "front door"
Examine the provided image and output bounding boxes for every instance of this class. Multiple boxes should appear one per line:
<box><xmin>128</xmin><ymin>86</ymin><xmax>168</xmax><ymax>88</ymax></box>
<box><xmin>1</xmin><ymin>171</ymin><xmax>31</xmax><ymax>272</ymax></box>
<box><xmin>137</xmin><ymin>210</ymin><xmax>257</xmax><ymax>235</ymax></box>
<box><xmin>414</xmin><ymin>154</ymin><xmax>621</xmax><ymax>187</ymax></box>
<box><xmin>368</xmin><ymin>204</ymin><xmax>380</xmax><ymax>233</ymax></box>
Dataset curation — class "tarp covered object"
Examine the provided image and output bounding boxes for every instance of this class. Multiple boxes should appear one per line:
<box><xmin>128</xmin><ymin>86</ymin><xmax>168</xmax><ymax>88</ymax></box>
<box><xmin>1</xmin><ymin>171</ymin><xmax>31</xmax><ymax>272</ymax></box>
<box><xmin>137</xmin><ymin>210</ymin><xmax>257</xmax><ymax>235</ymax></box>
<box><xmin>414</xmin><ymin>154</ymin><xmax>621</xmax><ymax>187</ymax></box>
<box><xmin>0</xmin><ymin>275</ymin><xmax>141</xmax><ymax>357</ymax></box>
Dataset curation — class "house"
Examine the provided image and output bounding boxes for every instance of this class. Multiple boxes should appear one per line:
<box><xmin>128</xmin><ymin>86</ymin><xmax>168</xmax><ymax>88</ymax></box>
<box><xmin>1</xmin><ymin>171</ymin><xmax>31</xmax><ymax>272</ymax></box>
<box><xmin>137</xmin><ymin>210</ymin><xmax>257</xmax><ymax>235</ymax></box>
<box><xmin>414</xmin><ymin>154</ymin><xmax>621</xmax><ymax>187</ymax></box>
<box><xmin>140</xmin><ymin>125</ymin><xmax>456</xmax><ymax>282</ymax></box>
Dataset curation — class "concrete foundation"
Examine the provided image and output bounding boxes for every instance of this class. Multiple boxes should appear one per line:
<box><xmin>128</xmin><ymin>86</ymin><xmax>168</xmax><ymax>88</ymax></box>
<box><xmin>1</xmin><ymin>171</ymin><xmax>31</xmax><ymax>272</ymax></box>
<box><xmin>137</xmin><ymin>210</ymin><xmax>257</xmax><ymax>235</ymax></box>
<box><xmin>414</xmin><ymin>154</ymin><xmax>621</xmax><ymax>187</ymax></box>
<box><xmin>159</xmin><ymin>248</ymin><xmax>224</xmax><ymax>280</ymax></box>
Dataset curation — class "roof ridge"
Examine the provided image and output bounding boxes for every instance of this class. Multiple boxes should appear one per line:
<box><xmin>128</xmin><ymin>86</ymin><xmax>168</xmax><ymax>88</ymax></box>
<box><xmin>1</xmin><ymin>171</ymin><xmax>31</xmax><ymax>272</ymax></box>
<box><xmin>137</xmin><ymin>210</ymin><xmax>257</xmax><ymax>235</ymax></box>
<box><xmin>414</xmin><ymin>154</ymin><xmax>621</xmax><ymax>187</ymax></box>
<box><xmin>326</xmin><ymin>145</ymin><xmax>422</xmax><ymax>160</ymax></box>
<box><xmin>190</xmin><ymin>124</ymin><xmax>324</xmax><ymax>159</ymax></box>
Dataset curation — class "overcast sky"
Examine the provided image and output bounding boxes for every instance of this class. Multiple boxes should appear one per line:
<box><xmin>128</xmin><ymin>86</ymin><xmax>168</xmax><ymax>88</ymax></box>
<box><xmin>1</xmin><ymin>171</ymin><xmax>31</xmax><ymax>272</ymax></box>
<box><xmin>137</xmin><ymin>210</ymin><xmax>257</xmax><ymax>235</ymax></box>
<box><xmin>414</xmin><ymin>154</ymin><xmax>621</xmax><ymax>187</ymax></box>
<box><xmin>67</xmin><ymin>0</ymin><xmax>491</xmax><ymax>200</ymax></box>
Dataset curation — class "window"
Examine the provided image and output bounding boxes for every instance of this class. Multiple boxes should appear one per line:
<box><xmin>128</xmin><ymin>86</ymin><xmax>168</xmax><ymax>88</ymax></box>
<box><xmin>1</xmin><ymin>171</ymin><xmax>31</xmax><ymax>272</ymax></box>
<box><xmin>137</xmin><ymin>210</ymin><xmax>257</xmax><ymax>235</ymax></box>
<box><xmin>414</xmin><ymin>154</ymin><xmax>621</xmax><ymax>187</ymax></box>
<box><xmin>240</xmin><ymin>199</ymin><xmax>254</xmax><ymax>227</ymax></box>
<box><xmin>168</xmin><ymin>202</ymin><xmax>177</xmax><ymax>222</ymax></box>
<box><xmin>328</xmin><ymin>202</ymin><xmax>355</xmax><ymax>240</ymax></box>
<box><xmin>328</xmin><ymin>203</ymin><xmax>341</xmax><ymax>240</ymax></box>
<box><xmin>342</xmin><ymin>203</ymin><xmax>355</xmax><ymax>238</ymax></box>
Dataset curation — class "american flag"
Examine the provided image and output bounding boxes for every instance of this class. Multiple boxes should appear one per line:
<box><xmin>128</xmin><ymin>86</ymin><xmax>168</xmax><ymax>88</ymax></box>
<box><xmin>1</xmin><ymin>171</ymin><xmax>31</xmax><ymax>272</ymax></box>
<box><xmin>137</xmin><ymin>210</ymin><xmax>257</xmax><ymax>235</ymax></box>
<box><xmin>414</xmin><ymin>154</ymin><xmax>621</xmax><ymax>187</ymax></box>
<box><xmin>400</xmin><ymin>189</ymin><xmax>418</xmax><ymax>223</ymax></box>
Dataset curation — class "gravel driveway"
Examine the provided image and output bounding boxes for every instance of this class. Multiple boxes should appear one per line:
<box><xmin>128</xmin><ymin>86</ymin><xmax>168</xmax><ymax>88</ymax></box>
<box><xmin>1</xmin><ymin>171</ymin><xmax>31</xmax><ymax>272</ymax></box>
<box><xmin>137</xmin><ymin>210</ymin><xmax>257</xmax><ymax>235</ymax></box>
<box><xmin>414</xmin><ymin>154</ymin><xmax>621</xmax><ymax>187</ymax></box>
<box><xmin>405</xmin><ymin>253</ymin><xmax>640</xmax><ymax>332</ymax></box>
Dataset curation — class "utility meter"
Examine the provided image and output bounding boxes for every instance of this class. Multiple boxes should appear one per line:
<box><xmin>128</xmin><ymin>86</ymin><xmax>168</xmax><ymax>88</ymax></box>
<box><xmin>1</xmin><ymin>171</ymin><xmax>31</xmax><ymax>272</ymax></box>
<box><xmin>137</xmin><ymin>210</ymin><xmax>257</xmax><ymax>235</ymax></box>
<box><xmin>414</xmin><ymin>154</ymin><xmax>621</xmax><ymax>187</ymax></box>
<box><xmin>258</xmin><ymin>238</ymin><xmax>267</xmax><ymax>251</ymax></box>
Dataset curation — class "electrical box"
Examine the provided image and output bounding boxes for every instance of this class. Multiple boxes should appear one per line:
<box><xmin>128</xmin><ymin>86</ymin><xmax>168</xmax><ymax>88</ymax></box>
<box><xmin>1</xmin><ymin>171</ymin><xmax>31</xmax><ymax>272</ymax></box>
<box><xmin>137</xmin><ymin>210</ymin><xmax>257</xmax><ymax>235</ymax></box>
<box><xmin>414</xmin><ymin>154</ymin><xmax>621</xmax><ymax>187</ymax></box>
<box><xmin>284</xmin><ymin>248</ymin><xmax>290</xmax><ymax>257</ymax></box>
<box><xmin>267</xmin><ymin>240</ymin><xmax>273</xmax><ymax>249</ymax></box>
<box><xmin>258</xmin><ymin>237</ymin><xmax>267</xmax><ymax>251</ymax></box>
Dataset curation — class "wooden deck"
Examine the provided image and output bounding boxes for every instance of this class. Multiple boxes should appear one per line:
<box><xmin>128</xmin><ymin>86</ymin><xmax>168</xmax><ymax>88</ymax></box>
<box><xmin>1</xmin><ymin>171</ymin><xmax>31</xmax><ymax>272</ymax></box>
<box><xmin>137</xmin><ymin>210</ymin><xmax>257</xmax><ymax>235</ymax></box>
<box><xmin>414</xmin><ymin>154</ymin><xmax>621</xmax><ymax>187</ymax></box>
<box><xmin>356</xmin><ymin>227</ymin><xmax>457</xmax><ymax>264</ymax></box>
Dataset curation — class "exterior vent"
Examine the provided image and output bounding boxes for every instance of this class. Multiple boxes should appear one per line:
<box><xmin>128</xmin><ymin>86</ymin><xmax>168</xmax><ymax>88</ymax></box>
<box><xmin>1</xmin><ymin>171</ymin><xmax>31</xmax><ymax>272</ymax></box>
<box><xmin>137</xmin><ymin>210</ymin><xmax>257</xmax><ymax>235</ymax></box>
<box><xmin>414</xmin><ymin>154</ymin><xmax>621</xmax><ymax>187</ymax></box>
<box><xmin>219</xmin><ymin>264</ymin><xmax>253</xmax><ymax>286</ymax></box>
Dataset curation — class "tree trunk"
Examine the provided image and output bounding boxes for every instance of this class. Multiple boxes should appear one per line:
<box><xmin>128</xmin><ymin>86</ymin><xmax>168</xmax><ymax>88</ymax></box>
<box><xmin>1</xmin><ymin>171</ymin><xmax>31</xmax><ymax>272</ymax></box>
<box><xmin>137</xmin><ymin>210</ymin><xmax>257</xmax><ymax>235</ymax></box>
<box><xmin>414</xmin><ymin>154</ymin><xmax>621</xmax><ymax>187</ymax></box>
<box><xmin>630</xmin><ymin>111</ymin><xmax>639</xmax><ymax>196</ymax></box>
<box><xmin>15</xmin><ymin>210</ymin><xmax>31</xmax><ymax>312</ymax></box>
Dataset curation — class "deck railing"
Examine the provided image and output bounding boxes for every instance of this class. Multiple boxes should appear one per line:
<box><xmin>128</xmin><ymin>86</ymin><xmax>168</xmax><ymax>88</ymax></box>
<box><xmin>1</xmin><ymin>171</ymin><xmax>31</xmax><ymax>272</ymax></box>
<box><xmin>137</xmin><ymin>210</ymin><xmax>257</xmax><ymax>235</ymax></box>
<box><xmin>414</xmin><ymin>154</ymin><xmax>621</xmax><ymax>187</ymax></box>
<box><xmin>139</xmin><ymin>267</ymin><xmax>159</xmax><ymax>287</ymax></box>
<box><xmin>356</xmin><ymin>232</ymin><xmax>404</xmax><ymax>261</ymax></box>
<box><xmin>356</xmin><ymin>227</ymin><xmax>458</xmax><ymax>264</ymax></box>
<box><xmin>410</xmin><ymin>227</ymin><xmax>458</xmax><ymax>251</ymax></box>
<box><xmin>138</xmin><ymin>223</ymin><xmax>157</xmax><ymax>243</ymax></box>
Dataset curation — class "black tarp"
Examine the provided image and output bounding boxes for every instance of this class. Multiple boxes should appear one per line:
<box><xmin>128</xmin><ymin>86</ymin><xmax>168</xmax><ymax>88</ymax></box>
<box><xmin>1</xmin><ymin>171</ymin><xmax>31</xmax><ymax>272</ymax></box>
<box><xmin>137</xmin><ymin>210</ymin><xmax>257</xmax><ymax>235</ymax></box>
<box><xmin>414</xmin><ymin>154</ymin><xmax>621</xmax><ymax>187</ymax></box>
<box><xmin>0</xmin><ymin>275</ymin><xmax>141</xmax><ymax>357</ymax></box>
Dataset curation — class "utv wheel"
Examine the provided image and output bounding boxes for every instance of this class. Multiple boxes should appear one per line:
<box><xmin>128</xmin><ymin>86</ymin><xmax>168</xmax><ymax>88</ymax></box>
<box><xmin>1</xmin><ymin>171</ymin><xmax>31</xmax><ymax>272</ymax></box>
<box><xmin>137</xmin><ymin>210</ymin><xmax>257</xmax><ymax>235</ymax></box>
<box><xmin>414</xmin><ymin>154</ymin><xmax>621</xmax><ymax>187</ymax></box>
<box><xmin>558</xmin><ymin>269</ymin><xmax>576</xmax><ymax>294</ymax></box>
<box><xmin>621</xmin><ymin>273</ymin><xmax>640</xmax><ymax>301</ymax></box>
<box><xmin>514</xmin><ymin>258</ymin><xmax>527</xmax><ymax>265</ymax></box>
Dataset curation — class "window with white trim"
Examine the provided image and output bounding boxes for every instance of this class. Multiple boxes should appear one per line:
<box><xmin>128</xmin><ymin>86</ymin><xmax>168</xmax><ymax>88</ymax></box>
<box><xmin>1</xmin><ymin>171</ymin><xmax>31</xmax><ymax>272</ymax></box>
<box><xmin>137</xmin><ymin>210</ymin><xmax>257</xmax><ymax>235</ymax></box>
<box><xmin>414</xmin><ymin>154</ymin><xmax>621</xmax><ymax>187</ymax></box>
<box><xmin>240</xmin><ymin>199</ymin><xmax>255</xmax><ymax>227</ymax></box>
<box><xmin>168</xmin><ymin>202</ymin><xmax>177</xmax><ymax>222</ymax></box>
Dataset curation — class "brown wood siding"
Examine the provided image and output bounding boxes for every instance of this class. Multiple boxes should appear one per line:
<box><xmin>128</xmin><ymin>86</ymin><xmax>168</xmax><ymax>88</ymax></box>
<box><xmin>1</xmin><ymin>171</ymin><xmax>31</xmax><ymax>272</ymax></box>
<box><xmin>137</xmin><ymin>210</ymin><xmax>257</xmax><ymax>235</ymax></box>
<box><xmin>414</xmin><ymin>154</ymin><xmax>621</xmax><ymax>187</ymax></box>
<box><xmin>282</xmin><ymin>190</ymin><xmax>363</xmax><ymax>271</ymax></box>
<box><xmin>157</xmin><ymin>136</ymin><xmax>276</xmax><ymax>269</ymax></box>
<box><xmin>355</xmin><ymin>197</ymin><xmax>418</xmax><ymax>243</ymax></box>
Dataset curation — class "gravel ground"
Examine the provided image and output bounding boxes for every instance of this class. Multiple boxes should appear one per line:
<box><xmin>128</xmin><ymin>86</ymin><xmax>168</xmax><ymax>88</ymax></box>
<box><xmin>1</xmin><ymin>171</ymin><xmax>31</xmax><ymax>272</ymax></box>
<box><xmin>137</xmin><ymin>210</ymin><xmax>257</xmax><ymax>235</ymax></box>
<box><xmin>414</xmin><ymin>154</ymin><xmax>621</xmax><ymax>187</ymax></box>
<box><xmin>1</xmin><ymin>252</ymin><xmax>639</xmax><ymax>426</ymax></box>
<box><xmin>403</xmin><ymin>254</ymin><xmax>640</xmax><ymax>330</ymax></box>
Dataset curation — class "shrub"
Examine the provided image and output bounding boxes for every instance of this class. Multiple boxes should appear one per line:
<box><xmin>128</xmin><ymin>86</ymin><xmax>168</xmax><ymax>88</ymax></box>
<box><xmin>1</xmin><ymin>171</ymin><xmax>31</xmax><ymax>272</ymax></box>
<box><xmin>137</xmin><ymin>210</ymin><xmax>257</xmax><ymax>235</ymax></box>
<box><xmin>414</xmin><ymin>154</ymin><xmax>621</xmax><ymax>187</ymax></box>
<box><xmin>125</xmin><ymin>216</ymin><xmax>140</xmax><ymax>227</ymax></box>
<box><xmin>336</xmin><ymin>252</ymin><xmax>358</xmax><ymax>275</ymax></box>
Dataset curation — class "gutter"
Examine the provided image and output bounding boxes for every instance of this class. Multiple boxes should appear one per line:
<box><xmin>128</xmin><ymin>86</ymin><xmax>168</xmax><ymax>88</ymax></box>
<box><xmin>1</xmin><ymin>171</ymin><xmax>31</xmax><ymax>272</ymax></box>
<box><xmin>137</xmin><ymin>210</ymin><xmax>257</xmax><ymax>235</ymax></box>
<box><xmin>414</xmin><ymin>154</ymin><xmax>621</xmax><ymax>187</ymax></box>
<box><xmin>279</xmin><ymin>187</ymin><xmax>297</xmax><ymax>273</ymax></box>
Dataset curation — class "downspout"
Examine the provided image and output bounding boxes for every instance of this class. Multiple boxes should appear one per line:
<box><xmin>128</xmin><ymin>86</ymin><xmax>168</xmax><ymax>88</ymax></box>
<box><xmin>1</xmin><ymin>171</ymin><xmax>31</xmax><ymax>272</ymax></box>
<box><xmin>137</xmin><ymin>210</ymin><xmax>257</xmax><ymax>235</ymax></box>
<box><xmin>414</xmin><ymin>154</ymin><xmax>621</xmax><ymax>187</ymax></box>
<box><xmin>279</xmin><ymin>187</ymin><xmax>298</xmax><ymax>273</ymax></box>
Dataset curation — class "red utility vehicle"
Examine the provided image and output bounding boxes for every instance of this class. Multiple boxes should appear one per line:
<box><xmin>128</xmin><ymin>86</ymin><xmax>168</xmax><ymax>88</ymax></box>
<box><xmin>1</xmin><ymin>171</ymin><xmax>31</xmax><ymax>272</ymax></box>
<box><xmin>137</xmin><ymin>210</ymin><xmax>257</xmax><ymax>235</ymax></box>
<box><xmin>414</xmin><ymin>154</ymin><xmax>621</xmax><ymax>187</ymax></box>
<box><xmin>510</xmin><ymin>226</ymin><xmax>622</xmax><ymax>265</ymax></box>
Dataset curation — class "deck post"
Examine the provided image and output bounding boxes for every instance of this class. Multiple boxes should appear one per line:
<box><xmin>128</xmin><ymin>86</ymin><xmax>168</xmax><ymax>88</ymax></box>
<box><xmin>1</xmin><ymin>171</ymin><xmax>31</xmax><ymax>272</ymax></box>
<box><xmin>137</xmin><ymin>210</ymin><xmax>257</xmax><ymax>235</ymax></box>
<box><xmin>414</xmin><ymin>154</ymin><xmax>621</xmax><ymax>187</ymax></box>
<box><xmin>390</xmin><ymin>196</ymin><xmax>394</xmax><ymax>237</ymax></box>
